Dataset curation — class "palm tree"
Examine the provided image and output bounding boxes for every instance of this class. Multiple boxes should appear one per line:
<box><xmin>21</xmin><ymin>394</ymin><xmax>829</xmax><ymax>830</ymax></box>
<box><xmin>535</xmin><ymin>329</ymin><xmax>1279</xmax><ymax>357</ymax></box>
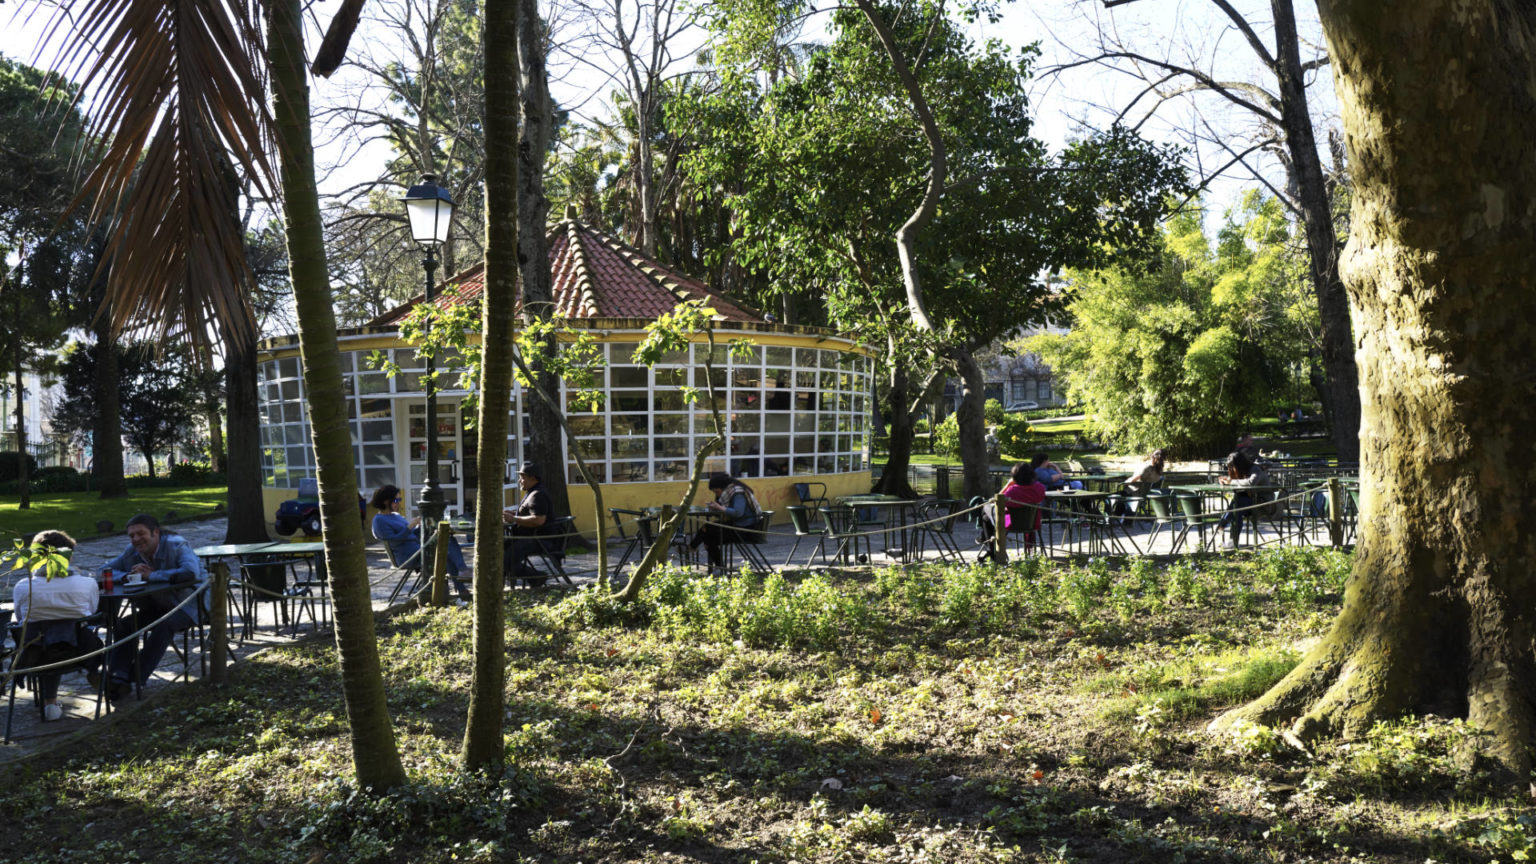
<box><xmin>45</xmin><ymin>0</ymin><xmax>406</xmax><ymax>790</ymax></box>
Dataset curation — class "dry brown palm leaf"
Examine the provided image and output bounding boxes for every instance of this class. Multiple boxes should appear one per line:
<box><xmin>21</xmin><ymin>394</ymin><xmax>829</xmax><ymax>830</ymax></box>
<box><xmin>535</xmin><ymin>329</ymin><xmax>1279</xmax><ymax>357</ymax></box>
<box><xmin>39</xmin><ymin>0</ymin><xmax>275</xmax><ymax>348</ymax></box>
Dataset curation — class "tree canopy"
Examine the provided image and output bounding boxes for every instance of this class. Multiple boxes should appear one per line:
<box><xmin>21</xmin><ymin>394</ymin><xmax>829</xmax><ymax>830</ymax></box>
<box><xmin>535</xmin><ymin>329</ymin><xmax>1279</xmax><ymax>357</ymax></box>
<box><xmin>1031</xmin><ymin>193</ymin><xmax>1316</xmax><ymax>457</ymax></box>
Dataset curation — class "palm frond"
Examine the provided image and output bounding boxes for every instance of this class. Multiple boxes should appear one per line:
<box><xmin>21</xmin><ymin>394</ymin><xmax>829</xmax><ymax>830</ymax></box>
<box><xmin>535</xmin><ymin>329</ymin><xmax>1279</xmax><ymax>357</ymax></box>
<box><xmin>43</xmin><ymin>0</ymin><xmax>276</xmax><ymax>347</ymax></box>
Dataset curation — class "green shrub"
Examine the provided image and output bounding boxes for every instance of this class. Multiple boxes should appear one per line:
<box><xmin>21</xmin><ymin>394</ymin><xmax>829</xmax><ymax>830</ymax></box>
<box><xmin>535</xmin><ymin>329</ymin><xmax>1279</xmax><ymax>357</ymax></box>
<box><xmin>912</xmin><ymin>417</ymin><xmax>930</xmax><ymax>434</ymax></box>
<box><xmin>984</xmin><ymin>398</ymin><xmax>1005</xmax><ymax>425</ymax></box>
<box><xmin>0</xmin><ymin>451</ymin><xmax>38</xmax><ymax>484</ymax></box>
<box><xmin>933</xmin><ymin>414</ymin><xmax>960</xmax><ymax>459</ymax></box>
<box><xmin>169</xmin><ymin>461</ymin><xmax>221</xmax><ymax>486</ymax></box>
<box><xmin>994</xmin><ymin>413</ymin><xmax>1033</xmax><ymax>460</ymax></box>
<box><xmin>31</xmin><ymin>465</ymin><xmax>84</xmax><ymax>493</ymax></box>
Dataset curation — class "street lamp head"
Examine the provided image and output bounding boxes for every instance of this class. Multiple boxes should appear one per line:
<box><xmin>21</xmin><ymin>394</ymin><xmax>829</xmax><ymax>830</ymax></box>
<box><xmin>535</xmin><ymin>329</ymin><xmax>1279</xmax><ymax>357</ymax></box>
<box><xmin>401</xmin><ymin>173</ymin><xmax>456</xmax><ymax>247</ymax></box>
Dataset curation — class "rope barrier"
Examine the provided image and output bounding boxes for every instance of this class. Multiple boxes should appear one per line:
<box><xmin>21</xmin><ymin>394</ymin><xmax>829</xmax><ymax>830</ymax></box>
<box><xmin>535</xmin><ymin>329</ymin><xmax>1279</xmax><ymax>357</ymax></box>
<box><xmin>3</xmin><ymin>581</ymin><xmax>210</xmax><ymax>678</ymax></box>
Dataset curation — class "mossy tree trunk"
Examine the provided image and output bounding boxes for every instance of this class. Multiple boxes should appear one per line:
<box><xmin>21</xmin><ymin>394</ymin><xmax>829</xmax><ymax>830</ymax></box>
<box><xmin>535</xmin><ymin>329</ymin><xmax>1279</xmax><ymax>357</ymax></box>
<box><xmin>462</xmin><ymin>0</ymin><xmax>516</xmax><ymax>772</ymax></box>
<box><xmin>1215</xmin><ymin>0</ymin><xmax>1536</xmax><ymax>776</ymax></box>
<box><xmin>268</xmin><ymin>0</ymin><xmax>406</xmax><ymax>792</ymax></box>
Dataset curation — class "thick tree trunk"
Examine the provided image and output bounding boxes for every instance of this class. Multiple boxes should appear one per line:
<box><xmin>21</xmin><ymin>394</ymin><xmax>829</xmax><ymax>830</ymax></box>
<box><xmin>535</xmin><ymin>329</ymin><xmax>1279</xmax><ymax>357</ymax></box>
<box><xmin>269</xmin><ymin>0</ymin><xmax>406</xmax><ymax>792</ymax></box>
<box><xmin>463</xmin><ymin>0</ymin><xmax>516</xmax><ymax>772</ymax></box>
<box><xmin>92</xmin><ymin>314</ymin><xmax>127</xmax><ymax>499</ymax></box>
<box><xmin>1217</xmin><ymin>0</ymin><xmax>1536</xmax><ymax>777</ymax></box>
<box><xmin>14</xmin><ymin>357</ymin><xmax>29</xmax><ymax>509</ymax></box>
<box><xmin>871</xmin><ymin>358</ymin><xmax>917</xmax><ymax>498</ymax></box>
<box><xmin>1270</xmin><ymin>0</ymin><xmax>1360</xmax><ymax>462</ymax></box>
<box><xmin>516</xmin><ymin>0</ymin><xmax>569</xmax><ymax>518</ymax></box>
<box><xmin>223</xmin><ymin>333</ymin><xmax>268</xmax><ymax>543</ymax></box>
<box><xmin>952</xmin><ymin>347</ymin><xmax>990</xmax><ymax>499</ymax></box>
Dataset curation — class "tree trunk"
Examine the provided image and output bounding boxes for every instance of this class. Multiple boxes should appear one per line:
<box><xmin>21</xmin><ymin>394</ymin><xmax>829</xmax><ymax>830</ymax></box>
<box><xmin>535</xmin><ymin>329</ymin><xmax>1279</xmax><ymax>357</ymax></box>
<box><xmin>871</xmin><ymin>356</ymin><xmax>917</xmax><ymax>497</ymax></box>
<box><xmin>141</xmin><ymin>449</ymin><xmax>155</xmax><ymax>480</ymax></box>
<box><xmin>14</xmin><ymin>356</ymin><xmax>29</xmax><ymax>509</ymax></box>
<box><xmin>1270</xmin><ymin>0</ymin><xmax>1360</xmax><ymax>462</ymax></box>
<box><xmin>952</xmin><ymin>347</ymin><xmax>990</xmax><ymax>499</ymax></box>
<box><xmin>1216</xmin><ymin>0</ymin><xmax>1536</xmax><ymax>777</ymax></box>
<box><xmin>462</xmin><ymin>0</ymin><xmax>517</xmax><ymax>772</ymax></box>
<box><xmin>199</xmin><ymin>343</ymin><xmax>227</xmax><ymax>472</ymax></box>
<box><xmin>223</xmin><ymin>332</ymin><xmax>268</xmax><ymax>543</ymax></box>
<box><xmin>517</xmin><ymin>0</ymin><xmax>569</xmax><ymax>518</ymax></box>
<box><xmin>92</xmin><ymin>314</ymin><xmax>127</xmax><ymax>499</ymax></box>
<box><xmin>268</xmin><ymin>0</ymin><xmax>406</xmax><ymax>792</ymax></box>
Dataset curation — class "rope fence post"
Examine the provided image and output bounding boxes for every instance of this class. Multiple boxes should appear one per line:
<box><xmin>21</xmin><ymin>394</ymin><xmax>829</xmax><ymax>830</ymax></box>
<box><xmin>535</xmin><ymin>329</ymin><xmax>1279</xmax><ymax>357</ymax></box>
<box><xmin>430</xmin><ymin>521</ymin><xmax>451</xmax><ymax>607</ymax></box>
<box><xmin>993</xmin><ymin>492</ymin><xmax>1008</xmax><ymax>565</ymax></box>
<box><xmin>1327</xmin><ymin>477</ymin><xmax>1344</xmax><ymax>548</ymax></box>
<box><xmin>210</xmin><ymin>561</ymin><xmax>228</xmax><ymax>685</ymax></box>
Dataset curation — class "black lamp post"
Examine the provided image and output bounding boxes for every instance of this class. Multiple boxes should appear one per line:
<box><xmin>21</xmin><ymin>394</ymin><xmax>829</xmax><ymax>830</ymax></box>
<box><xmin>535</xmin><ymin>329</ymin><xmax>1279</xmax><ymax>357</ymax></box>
<box><xmin>401</xmin><ymin>173</ymin><xmax>456</xmax><ymax>524</ymax></box>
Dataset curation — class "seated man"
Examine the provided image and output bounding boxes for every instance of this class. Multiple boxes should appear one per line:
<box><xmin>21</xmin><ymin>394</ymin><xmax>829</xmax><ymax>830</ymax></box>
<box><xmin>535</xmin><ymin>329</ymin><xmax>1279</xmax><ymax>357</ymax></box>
<box><xmin>502</xmin><ymin>462</ymin><xmax>557</xmax><ymax>587</ymax></box>
<box><xmin>100</xmin><ymin>514</ymin><xmax>204</xmax><ymax>700</ymax></box>
<box><xmin>10</xmin><ymin>530</ymin><xmax>103</xmax><ymax>722</ymax></box>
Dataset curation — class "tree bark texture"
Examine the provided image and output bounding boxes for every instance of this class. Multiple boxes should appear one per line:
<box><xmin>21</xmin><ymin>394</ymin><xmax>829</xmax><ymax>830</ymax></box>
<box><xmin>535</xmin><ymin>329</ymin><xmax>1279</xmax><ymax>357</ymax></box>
<box><xmin>13</xmin><ymin>354</ymin><xmax>28</xmax><ymax>509</ymax></box>
<box><xmin>268</xmin><ymin>0</ymin><xmax>406</xmax><ymax>792</ymax></box>
<box><xmin>516</xmin><ymin>0</ymin><xmax>569</xmax><ymax>517</ymax></box>
<box><xmin>952</xmin><ymin>347</ymin><xmax>990</xmax><ymax>499</ymax></box>
<box><xmin>462</xmin><ymin>0</ymin><xmax>516</xmax><ymax>772</ymax></box>
<box><xmin>91</xmin><ymin>311</ymin><xmax>127</xmax><ymax>498</ymax></box>
<box><xmin>871</xmin><ymin>351</ymin><xmax>917</xmax><ymax>498</ymax></box>
<box><xmin>1270</xmin><ymin>0</ymin><xmax>1360</xmax><ymax>462</ymax></box>
<box><xmin>1218</xmin><ymin>0</ymin><xmax>1536</xmax><ymax>776</ymax></box>
<box><xmin>223</xmin><ymin>332</ymin><xmax>269</xmax><ymax>543</ymax></box>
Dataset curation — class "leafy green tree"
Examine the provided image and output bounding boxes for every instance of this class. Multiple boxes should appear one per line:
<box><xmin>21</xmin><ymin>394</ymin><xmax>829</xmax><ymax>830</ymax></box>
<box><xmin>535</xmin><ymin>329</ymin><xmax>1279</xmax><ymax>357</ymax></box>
<box><xmin>1031</xmin><ymin>195</ymin><xmax>1309</xmax><ymax>457</ymax></box>
<box><xmin>0</xmin><ymin>56</ymin><xmax>91</xmax><ymax>506</ymax></box>
<box><xmin>54</xmin><ymin>342</ymin><xmax>206</xmax><ymax>480</ymax></box>
<box><xmin>685</xmin><ymin>2</ymin><xmax>1185</xmax><ymax>496</ymax></box>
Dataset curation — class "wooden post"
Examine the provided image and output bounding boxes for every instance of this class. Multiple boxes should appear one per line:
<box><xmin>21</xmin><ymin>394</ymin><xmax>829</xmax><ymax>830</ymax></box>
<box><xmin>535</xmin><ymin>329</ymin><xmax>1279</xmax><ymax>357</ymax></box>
<box><xmin>1327</xmin><ymin>477</ymin><xmax>1344</xmax><ymax>548</ymax></box>
<box><xmin>992</xmin><ymin>492</ymin><xmax>1008</xmax><ymax>565</ymax></box>
<box><xmin>430</xmin><ymin>521</ymin><xmax>451</xmax><ymax>606</ymax></box>
<box><xmin>209</xmin><ymin>561</ymin><xmax>228</xmax><ymax>685</ymax></box>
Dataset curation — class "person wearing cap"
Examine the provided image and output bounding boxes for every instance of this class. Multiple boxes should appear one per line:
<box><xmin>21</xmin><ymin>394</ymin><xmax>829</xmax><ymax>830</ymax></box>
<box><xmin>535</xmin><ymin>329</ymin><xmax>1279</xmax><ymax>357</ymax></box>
<box><xmin>502</xmin><ymin>462</ymin><xmax>556</xmax><ymax>586</ymax></box>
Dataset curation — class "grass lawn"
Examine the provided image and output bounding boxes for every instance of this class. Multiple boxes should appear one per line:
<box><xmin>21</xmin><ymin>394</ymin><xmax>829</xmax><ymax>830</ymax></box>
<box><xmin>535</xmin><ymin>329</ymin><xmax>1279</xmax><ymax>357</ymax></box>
<box><xmin>3</xmin><ymin>551</ymin><xmax>1526</xmax><ymax>863</ymax></box>
<box><xmin>0</xmin><ymin>485</ymin><xmax>228</xmax><ymax>544</ymax></box>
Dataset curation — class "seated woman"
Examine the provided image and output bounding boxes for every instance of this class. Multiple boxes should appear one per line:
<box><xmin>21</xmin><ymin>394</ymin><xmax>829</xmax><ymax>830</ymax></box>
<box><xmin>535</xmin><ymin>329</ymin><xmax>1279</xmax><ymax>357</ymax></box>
<box><xmin>370</xmin><ymin>485</ymin><xmax>470</xmax><ymax>599</ymax></box>
<box><xmin>10</xmin><ymin>530</ymin><xmax>103</xmax><ymax>722</ymax></box>
<box><xmin>1030</xmin><ymin>452</ymin><xmax>1084</xmax><ymax>491</ymax></box>
<box><xmin>689</xmin><ymin>473</ymin><xmax>763</xmax><ymax>573</ymax></box>
<box><xmin>1216</xmin><ymin>451</ymin><xmax>1271</xmax><ymax>549</ymax></box>
<box><xmin>1126</xmin><ymin>448</ymin><xmax>1168</xmax><ymax>494</ymax></box>
<box><xmin>1000</xmin><ymin>463</ymin><xmax>1047</xmax><ymax>545</ymax></box>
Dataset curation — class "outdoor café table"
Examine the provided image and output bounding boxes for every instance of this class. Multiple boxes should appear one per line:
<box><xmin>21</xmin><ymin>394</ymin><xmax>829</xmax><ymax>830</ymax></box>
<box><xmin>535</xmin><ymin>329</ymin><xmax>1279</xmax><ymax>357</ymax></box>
<box><xmin>97</xmin><ymin>576</ymin><xmax>202</xmax><ymax>705</ymax></box>
<box><xmin>1168</xmin><ymin>483</ymin><xmax>1285</xmax><ymax>548</ymax></box>
<box><xmin>837</xmin><ymin>495</ymin><xmax>920</xmax><ymax>561</ymax></box>
<box><xmin>1042</xmin><ymin>489</ymin><xmax>1117</xmax><ymax>555</ymax></box>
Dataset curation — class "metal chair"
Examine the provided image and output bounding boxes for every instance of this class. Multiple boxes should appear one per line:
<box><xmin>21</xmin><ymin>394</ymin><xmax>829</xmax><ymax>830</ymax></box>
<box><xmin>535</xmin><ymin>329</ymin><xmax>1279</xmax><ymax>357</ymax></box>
<box><xmin>783</xmin><ymin>505</ymin><xmax>828</xmax><ymax>567</ymax></box>
<box><xmin>721</xmin><ymin>510</ymin><xmax>774</xmax><ymax>573</ymax></box>
<box><xmin>823</xmin><ymin>505</ymin><xmax>873</xmax><ymax>564</ymax></box>
<box><xmin>608</xmin><ymin>508</ymin><xmax>650</xmax><ymax>579</ymax></box>
<box><xmin>520</xmin><ymin>516</ymin><xmax>576</xmax><ymax>585</ymax></box>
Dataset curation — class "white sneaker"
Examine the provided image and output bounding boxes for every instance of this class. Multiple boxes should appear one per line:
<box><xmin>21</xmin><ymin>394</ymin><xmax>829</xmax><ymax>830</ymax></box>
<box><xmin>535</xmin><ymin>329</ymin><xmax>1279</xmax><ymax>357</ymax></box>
<box><xmin>43</xmin><ymin>703</ymin><xmax>63</xmax><ymax>722</ymax></box>
<box><xmin>1220</xmin><ymin>538</ymin><xmax>1237</xmax><ymax>550</ymax></box>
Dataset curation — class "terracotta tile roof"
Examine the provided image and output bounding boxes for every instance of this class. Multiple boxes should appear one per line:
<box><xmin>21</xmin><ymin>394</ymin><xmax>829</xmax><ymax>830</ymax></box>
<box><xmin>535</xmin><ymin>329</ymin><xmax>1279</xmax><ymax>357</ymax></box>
<box><xmin>368</xmin><ymin>220</ymin><xmax>764</xmax><ymax>325</ymax></box>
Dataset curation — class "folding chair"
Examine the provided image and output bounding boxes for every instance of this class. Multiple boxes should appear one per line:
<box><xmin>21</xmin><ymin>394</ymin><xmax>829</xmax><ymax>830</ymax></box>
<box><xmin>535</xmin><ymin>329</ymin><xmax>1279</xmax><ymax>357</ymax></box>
<box><xmin>520</xmin><ymin>516</ymin><xmax>576</xmax><ymax>586</ymax></box>
<box><xmin>824</xmin><ymin>505</ymin><xmax>873</xmax><ymax>564</ymax></box>
<box><xmin>783</xmin><ymin>505</ymin><xmax>828</xmax><ymax>567</ymax></box>
<box><xmin>721</xmin><ymin>511</ymin><xmax>774</xmax><ymax>573</ymax></box>
<box><xmin>793</xmin><ymin>482</ymin><xmax>829</xmax><ymax>526</ymax></box>
<box><xmin>608</xmin><ymin>508</ymin><xmax>650</xmax><ymax>579</ymax></box>
<box><xmin>911</xmin><ymin>499</ymin><xmax>964</xmax><ymax>562</ymax></box>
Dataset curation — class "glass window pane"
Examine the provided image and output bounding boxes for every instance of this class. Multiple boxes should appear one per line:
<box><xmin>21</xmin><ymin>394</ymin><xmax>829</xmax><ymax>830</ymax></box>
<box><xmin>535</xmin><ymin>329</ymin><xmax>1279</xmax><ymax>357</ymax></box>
<box><xmin>612</xmin><ymin>461</ymin><xmax>649</xmax><ymax>482</ymax></box>
<box><xmin>653</xmin><ymin>414</ymin><xmax>689</xmax><ymax>435</ymax></box>
<box><xmin>613</xmin><ymin>437</ymin><xmax>648</xmax><ymax>459</ymax></box>
<box><xmin>655</xmin><ymin>437</ymin><xmax>690</xmax><ymax>458</ymax></box>
<box><xmin>611</xmin><ymin>367</ymin><xmax>649</xmax><ymax>388</ymax></box>
<box><xmin>767</xmin><ymin>346</ymin><xmax>792</xmax><ymax>366</ymax></box>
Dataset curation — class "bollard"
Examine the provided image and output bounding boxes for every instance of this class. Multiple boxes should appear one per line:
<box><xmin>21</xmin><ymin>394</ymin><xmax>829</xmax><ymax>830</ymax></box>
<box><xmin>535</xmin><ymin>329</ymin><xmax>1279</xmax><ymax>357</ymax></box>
<box><xmin>992</xmin><ymin>492</ymin><xmax>1008</xmax><ymax>565</ymax></box>
<box><xmin>1327</xmin><ymin>477</ymin><xmax>1344</xmax><ymax>548</ymax></box>
<box><xmin>210</xmin><ymin>561</ymin><xmax>228</xmax><ymax>685</ymax></box>
<box><xmin>430</xmin><ymin>521</ymin><xmax>451</xmax><ymax>607</ymax></box>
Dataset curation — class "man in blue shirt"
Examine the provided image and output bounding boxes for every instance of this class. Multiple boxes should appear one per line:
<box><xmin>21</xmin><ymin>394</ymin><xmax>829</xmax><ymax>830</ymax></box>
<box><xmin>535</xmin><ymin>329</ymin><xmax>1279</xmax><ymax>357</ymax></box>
<box><xmin>99</xmin><ymin>514</ymin><xmax>204</xmax><ymax>699</ymax></box>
